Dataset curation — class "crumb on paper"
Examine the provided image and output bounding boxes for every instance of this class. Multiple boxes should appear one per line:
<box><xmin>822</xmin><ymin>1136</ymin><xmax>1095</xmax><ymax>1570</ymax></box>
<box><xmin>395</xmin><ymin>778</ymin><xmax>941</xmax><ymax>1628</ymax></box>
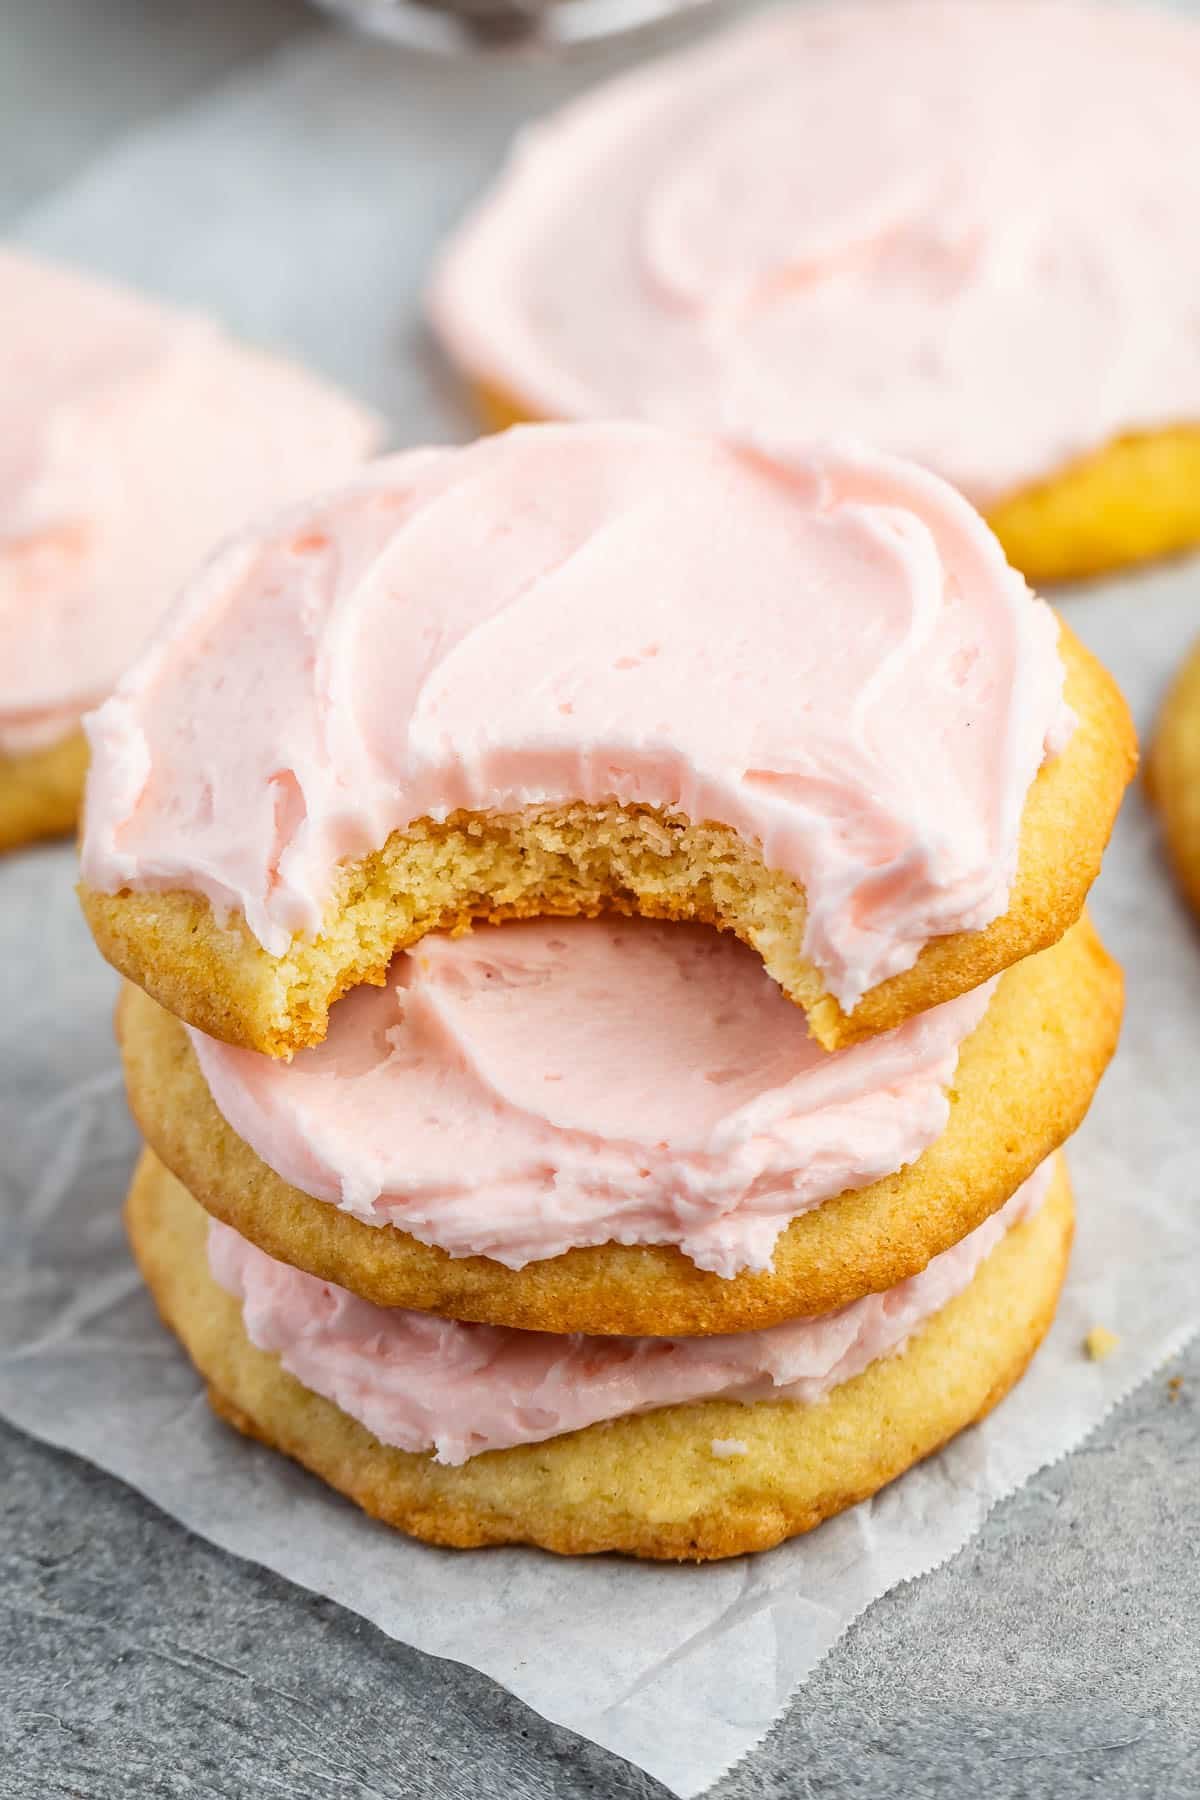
<box><xmin>710</xmin><ymin>1438</ymin><xmax>749</xmax><ymax>1459</ymax></box>
<box><xmin>1168</xmin><ymin>1376</ymin><xmax>1184</xmax><ymax>1401</ymax></box>
<box><xmin>1084</xmin><ymin>1326</ymin><xmax>1120</xmax><ymax>1362</ymax></box>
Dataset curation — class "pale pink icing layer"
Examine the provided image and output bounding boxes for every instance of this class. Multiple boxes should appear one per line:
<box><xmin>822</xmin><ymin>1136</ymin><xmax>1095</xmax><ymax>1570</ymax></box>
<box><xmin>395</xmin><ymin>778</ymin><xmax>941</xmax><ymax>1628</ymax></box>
<box><xmin>0</xmin><ymin>249</ymin><xmax>381</xmax><ymax>755</ymax></box>
<box><xmin>191</xmin><ymin>916</ymin><xmax>995</xmax><ymax>1277</ymax></box>
<box><xmin>208</xmin><ymin>1159</ymin><xmax>1053</xmax><ymax>1464</ymax></box>
<box><xmin>429</xmin><ymin>1</ymin><xmax>1200</xmax><ymax>504</ymax></box>
<box><xmin>82</xmin><ymin>426</ymin><xmax>1067</xmax><ymax>1008</ymax></box>
<box><xmin>0</xmin><ymin>702</ymin><xmax>87</xmax><ymax>758</ymax></box>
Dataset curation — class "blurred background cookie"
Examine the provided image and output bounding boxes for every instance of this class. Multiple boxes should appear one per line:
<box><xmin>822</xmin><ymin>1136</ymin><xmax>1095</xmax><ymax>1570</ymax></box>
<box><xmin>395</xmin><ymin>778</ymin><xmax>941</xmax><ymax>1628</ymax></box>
<box><xmin>1149</xmin><ymin>633</ymin><xmax>1200</xmax><ymax>917</ymax></box>
<box><xmin>0</xmin><ymin>249</ymin><xmax>381</xmax><ymax>851</ymax></box>
<box><xmin>431</xmin><ymin>0</ymin><xmax>1200</xmax><ymax>584</ymax></box>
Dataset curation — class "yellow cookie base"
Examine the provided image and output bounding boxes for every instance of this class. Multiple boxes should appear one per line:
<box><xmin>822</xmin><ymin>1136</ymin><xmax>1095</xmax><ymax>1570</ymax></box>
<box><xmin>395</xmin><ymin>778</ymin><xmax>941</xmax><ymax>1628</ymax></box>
<box><xmin>118</xmin><ymin>914</ymin><xmax>1118</xmax><ymax>1335</ymax></box>
<box><xmin>128</xmin><ymin>1148</ymin><xmax>1072</xmax><ymax>1562</ymax></box>
<box><xmin>1148</xmin><ymin>633</ymin><xmax>1200</xmax><ymax>918</ymax></box>
<box><xmin>987</xmin><ymin>427</ymin><xmax>1200</xmax><ymax>586</ymax></box>
<box><xmin>80</xmin><ymin>622</ymin><xmax>1133</xmax><ymax>1059</ymax></box>
<box><xmin>0</xmin><ymin>729</ymin><xmax>88</xmax><ymax>853</ymax></box>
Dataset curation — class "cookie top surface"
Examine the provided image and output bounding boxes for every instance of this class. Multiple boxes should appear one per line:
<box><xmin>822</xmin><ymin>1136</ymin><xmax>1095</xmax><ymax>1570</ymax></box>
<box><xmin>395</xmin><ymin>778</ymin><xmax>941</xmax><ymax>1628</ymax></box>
<box><xmin>0</xmin><ymin>249</ymin><xmax>381</xmax><ymax>755</ymax></box>
<box><xmin>430</xmin><ymin>0</ymin><xmax>1200</xmax><ymax>503</ymax></box>
<box><xmin>81</xmin><ymin>424</ymin><xmax>1067</xmax><ymax>1009</ymax></box>
<box><xmin>190</xmin><ymin>915</ymin><xmax>993</xmax><ymax>1277</ymax></box>
<box><xmin>208</xmin><ymin>1158</ymin><xmax>1052</xmax><ymax>1464</ymax></box>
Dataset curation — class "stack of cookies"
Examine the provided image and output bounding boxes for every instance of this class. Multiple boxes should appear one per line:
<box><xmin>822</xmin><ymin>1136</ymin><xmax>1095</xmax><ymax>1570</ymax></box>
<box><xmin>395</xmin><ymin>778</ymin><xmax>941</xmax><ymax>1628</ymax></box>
<box><xmin>80</xmin><ymin>424</ymin><xmax>1134</xmax><ymax>1560</ymax></box>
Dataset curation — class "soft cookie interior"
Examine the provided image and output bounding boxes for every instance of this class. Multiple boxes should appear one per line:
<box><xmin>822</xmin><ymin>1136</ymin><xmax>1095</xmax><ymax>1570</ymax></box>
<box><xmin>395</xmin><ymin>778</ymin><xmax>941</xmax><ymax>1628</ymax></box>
<box><xmin>81</xmin><ymin>619</ymin><xmax>1134</xmax><ymax>1058</ymax></box>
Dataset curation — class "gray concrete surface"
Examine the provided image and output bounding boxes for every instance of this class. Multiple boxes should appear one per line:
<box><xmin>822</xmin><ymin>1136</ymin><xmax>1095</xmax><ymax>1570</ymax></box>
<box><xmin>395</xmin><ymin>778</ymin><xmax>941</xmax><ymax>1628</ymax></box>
<box><xmin>2</xmin><ymin>5</ymin><xmax>1199</xmax><ymax>1796</ymax></box>
<box><xmin>4</xmin><ymin>1346</ymin><xmax>1199</xmax><ymax>1800</ymax></box>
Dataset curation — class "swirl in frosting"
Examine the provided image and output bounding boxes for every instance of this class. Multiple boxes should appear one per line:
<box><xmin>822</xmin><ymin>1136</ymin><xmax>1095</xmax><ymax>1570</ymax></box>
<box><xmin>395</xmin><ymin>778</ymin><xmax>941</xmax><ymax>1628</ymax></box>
<box><xmin>429</xmin><ymin>0</ymin><xmax>1200</xmax><ymax>503</ymax></box>
<box><xmin>82</xmin><ymin>426</ymin><xmax>1067</xmax><ymax>1008</ymax></box>
<box><xmin>191</xmin><ymin>915</ymin><xmax>996</xmax><ymax>1276</ymax></box>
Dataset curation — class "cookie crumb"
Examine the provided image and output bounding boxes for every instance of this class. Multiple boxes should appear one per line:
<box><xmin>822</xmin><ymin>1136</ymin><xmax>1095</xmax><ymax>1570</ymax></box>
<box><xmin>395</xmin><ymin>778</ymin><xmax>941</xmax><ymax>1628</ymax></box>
<box><xmin>1168</xmin><ymin>1376</ymin><xmax>1184</xmax><ymax>1401</ymax></box>
<box><xmin>710</xmin><ymin>1438</ymin><xmax>749</xmax><ymax>1458</ymax></box>
<box><xmin>1084</xmin><ymin>1325</ymin><xmax>1120</xmax><ymax>1362</ymax></box>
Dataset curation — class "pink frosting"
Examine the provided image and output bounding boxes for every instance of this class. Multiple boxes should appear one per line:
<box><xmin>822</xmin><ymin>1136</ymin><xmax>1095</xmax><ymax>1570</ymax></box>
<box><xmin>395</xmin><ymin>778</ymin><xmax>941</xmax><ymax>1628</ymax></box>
<box><xmin>207</xmin><ymin>1158</ymin><xmax>1053</xmax><ymax>1464</ymax></box>
<box><xmin>82</xmin><ymin>426</ymin><xmax>1066</xmax><ymax>1008</ymax></box>
<box><xmin>190</xmin><ymin>916</ymin><xmax>995</xmax><ymax>1277</ymax></box>
<box><xmin>429</xmin><ymin>1</ymin><xmax>1200</xmax><ymax>504</ymax></box>
<box><xmin>0</xmin><ymin>250</ymin><xmax>381</xmax><ymax>756</ymax></box>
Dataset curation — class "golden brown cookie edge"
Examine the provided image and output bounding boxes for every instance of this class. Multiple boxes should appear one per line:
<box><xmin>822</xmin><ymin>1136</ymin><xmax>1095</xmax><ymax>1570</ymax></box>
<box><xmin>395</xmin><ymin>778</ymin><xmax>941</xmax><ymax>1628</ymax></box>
<box><xmin>81</xmin><ymin>620</ymin><xmax>1133</xmax><ymax>1058</ymax></box>
<box><xmin>117</xmin><ymin>914</ymin><xmax>1117</xmax><ymax>1334</ymax></box>
<box><xmin>127</xmin><ymin>1147</ymin><xmax>1073</xmax><ymax>1562</ymax></box>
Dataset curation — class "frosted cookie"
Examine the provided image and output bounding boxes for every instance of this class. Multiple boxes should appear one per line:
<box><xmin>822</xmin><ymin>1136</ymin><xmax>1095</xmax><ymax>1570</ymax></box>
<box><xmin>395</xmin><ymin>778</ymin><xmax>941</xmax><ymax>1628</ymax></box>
<box><xmin>129</xmin><ymin>1148</ymin><xmax>1071</xmax><ymax>1561</ymax></box>
<box><xmin>1148</xmin><ymin>636</ymin><xmax>1200</xmax><ymax>918</ymax></box>
<box><xmin>0</xmin><ymin>249</ymin><xmax>381</xmax><ymax>850</ymax></box>
<box><xmin>119</xmin><ymin>912</ymin><xmax>1118</xmax><ymax>1336</ymax></box>
<box><xmin>430</xmin><ymin>2</ymin><xmax>1200</xmax><ymax>584</ymax></box>
<box><xmin>80</xmin><ymin>426</ymin><xmax>1134</xmax><ymax>1057</ymax></box>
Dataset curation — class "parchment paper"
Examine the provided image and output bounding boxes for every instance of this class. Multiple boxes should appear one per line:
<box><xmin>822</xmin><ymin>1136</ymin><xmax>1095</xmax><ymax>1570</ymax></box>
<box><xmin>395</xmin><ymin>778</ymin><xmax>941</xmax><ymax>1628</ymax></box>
<box><xmin>3</xmin><ymin>27</ymin><xmax>1200</xmax><ymax>1797</ymax></box>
